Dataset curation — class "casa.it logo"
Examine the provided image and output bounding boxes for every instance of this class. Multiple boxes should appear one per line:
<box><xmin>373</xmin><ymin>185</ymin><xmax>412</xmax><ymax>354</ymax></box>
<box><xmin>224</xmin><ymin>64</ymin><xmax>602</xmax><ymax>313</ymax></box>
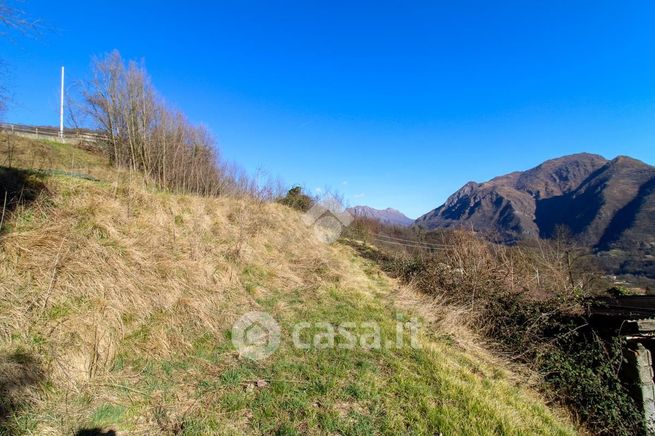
<box><xmin>302</xmin><ymin>196</ymin><xmax>353</xmax><ymax>244</ymax></box>
<box><xmin>231</xmin><ymin>311</ymin><xmax>281</xmax><ymax>361</ymax></box>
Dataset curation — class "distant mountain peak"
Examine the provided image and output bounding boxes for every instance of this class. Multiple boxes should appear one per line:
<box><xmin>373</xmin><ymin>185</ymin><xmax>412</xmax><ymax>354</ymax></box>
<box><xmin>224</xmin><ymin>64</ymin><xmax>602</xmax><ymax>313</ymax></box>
<box><xmin>348</xmin><ymin>205</ymin><xmax>413</xmax><ymax>227</ymax></box>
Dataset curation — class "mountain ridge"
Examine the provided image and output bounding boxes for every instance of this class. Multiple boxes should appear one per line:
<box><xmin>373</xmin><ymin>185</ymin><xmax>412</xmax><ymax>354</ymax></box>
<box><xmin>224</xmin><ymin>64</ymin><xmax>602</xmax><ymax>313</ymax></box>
<box><xmin>415</xmin><ymin>153</ymin><xmax>655</xmax><ymax>251</ymax></box>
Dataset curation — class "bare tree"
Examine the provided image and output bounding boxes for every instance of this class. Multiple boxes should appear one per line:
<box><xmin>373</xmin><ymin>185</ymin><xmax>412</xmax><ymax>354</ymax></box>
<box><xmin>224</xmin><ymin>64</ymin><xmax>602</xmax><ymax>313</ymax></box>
<box><xmin>82</xmin><ymin>50</ymin><xmax>241</xmax><ymax>196</ymax></box>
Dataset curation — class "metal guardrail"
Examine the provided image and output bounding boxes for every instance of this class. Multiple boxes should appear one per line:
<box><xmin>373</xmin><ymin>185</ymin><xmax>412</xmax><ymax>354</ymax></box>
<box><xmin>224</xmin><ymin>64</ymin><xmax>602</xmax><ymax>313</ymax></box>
<box><xmin>0</xmin><ymin>122</ymin><xmax>109</xmax><ymax>143</ymax></box>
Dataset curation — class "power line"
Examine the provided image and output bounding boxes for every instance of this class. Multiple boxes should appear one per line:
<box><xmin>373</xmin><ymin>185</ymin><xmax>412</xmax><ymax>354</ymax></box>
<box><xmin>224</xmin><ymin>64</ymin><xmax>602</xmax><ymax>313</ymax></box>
<box><xmin>373</xmin><ymin>236</ymin><xmax>451</xmax><ymax>249</ymax></box>
<box><xmin>373</xmin><ymin>239</ymin><xmax>444</xmax><ymax>250</ymax></box>
<box><xmin>372</xmin><ymin>237</ymin><xmax>453</xmax><ymax>250</ymax></box>
<box><xmin>372</xmin><ymin>233</ymin><xmax>454</xmax><ymax>248</ymax></box>
<box><xmin>372</xmin><ymin>232</ymin><xmax>449</xmax><ymax>245</ymax></box>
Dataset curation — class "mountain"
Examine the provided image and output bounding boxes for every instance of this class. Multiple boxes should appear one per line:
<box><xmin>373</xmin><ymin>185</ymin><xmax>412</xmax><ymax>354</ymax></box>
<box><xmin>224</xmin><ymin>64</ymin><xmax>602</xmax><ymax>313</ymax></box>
<box><xmin>415</xmin><ymin>154</ymin><xmax>655</xmax><ymax>257</ymax></box>
<box><xmin>348</xmin><ymin>205</ymin><xmax>414</xmax><ymax>227</ymax></box>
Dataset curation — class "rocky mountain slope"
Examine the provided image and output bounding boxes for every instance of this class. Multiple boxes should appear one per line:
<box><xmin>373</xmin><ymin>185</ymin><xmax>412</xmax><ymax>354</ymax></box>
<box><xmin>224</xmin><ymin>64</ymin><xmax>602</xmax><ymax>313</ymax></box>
<box><xmin>415</xmin><ymin>153</ymin><xmax>655</xmax><ymax>277</ymax></box>
<box><xmin>348</xmin><ymin>205</ymin><xmax>414</xmax><ymax>227</ymax></box>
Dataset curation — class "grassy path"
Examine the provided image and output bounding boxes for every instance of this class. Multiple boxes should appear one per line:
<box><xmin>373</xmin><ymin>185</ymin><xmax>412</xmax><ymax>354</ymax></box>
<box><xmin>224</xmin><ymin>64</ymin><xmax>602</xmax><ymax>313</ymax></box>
<box><xmin>0</xmin><ymin>137</ymin><xmax>576</xmax><ymax>434</ymax></box>
<box><xmin>27</xmin><ymin>249</ymin><xmax>573</xmax><ymax>435</ymax></box>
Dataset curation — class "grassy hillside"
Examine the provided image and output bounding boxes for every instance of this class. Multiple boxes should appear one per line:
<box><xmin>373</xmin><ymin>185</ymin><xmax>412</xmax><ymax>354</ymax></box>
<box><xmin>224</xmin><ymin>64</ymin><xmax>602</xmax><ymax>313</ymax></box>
<box><xmin>0</xmin><ymin>135</ymin><xmax>576</xmax><ymax>434</ymax></box>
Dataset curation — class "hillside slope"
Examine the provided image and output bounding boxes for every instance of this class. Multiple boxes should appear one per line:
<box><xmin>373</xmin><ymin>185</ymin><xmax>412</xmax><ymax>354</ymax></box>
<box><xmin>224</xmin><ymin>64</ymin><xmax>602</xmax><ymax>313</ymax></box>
<box><xmin>0</xmin><ymin>136</ymin><xmax>575</xmax><ymax>434</ymax></box>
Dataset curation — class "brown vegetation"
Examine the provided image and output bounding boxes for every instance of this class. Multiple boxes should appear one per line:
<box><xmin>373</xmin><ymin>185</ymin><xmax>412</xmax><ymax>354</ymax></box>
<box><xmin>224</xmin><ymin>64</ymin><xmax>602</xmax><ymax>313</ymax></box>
<box><xmin>345</xmin><ymin>217</ymin><xmax>644</xmax><ymax>435</ymax></box>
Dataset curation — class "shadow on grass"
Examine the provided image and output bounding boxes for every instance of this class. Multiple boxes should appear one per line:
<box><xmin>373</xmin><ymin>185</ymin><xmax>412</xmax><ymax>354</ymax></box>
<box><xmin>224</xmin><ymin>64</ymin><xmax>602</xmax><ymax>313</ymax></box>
<box><xmin>0</xmin><ymin>167</ymin><xmax>46</xmax><ymax>234</ymax></box>
<box><xmin>75</xmin><ymin>429</ymin><xmax>117</xmax><ymax>436</ymax></box>
<box><xmin>0</xmin><ymin>167</ymin><xmax>46</xmax><ymax>211</ymax></box>
<box><xmin>0</xmin><ymin>351</ymin><xmax>45</xmax><ymax>435</ymax></box>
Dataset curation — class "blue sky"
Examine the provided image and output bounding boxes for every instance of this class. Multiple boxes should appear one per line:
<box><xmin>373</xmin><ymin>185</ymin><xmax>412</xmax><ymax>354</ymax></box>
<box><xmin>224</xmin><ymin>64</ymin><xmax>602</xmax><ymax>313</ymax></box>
<box><xmin>2</xmin><ymin>1</ymin><xmax>655</xmax><ymax>218</ymax></box>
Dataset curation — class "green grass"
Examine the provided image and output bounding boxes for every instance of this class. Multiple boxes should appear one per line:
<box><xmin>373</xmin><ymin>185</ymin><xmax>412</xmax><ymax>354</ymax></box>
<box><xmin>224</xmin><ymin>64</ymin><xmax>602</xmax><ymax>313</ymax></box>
<box><xmin>7</xmin><ymin>254</ymin><xmax>574</xmax><ymax>434</ymax></box>
<box><xmin>42</xmin><ymin>253</ymin><xmax>574</xmax><ymax>435</ymax></box>
<box><xmin>1</xmin><ymin>134</ymin><xmax>107</xmax><ymax>171</ymax></box>
<box><xmin>91</xmin><ymin>404</ymin><xmax>127</xmax><ymax>427</ymax></box>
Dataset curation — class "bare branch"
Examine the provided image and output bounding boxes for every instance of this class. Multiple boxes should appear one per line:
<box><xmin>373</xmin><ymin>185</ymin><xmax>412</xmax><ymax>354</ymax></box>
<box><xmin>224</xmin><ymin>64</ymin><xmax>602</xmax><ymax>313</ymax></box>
<box><xmin>0</xmin><ymin>1</ymin><xmax>39</xmax><ymax>36</ymax></box>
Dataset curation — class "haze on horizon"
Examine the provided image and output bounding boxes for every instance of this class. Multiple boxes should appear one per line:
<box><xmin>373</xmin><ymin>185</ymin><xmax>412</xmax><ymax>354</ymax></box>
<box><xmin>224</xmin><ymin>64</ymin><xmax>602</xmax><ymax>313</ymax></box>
<box><xmin>2</xmin><ymin>1</ymin><xmax>655</xmax><ymax>218</ymax></box>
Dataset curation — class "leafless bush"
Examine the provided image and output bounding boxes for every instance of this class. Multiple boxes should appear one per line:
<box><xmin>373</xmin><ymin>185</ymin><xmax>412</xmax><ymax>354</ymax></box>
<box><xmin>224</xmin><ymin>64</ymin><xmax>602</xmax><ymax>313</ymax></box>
<box><xmin>368</xmin><ymin>227</ymin><xmax>599</xmax><ymax>307</ymax></box>
<box><xmin>81</xmin><ymin>50</ymin><xmax>253</xmax><ymax>197</ymax></box>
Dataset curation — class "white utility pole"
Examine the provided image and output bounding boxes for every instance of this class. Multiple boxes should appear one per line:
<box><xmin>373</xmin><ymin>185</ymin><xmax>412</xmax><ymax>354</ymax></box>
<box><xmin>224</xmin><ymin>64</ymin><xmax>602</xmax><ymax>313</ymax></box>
<box><xmin>59</xmin><ymin>66</ymin><xmax>64</xmax><ymax>140</ymax></box>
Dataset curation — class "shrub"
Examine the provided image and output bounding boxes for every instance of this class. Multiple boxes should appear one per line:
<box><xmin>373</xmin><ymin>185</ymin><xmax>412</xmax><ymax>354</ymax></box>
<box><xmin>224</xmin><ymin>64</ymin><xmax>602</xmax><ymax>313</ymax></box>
<box><xmin>607</xmin><ymin>285</ymin><xmax>633</xmax><ymax>297</ymax></box>
<box><xmin>541</xmin><ymin>333</ymin><xmax>643</xmax><ymax>435</ymax></box>
<box><xmin>277</xmin><ymin>186</ymin><xmax>314</xmax><ymax>212</ymax></box>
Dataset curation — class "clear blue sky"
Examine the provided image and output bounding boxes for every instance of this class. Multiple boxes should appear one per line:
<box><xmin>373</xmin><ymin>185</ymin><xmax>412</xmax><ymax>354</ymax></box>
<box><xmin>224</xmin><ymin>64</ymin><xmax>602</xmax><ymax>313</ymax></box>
<box><xmin>2</xmin><ymin>1</ymin><xmax>655</xmax><ymax>218</ymax></box>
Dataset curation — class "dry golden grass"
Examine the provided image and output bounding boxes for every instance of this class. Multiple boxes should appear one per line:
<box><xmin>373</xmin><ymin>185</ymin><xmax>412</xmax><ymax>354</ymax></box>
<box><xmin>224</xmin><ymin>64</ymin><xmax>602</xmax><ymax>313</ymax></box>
<box><xmin>0</xmin><ymin>136</ymin><xmax>578</xmax><ymax>434</ymax></box>
<box><xmin>0</xmin><ymin>175</ymin><xmax>334</xmax><ymax>376</ymax></box>
<box><xmin>0</xmin><ymin>172</ymin><xmax>356</xmax><ymax>432</ymax></box>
